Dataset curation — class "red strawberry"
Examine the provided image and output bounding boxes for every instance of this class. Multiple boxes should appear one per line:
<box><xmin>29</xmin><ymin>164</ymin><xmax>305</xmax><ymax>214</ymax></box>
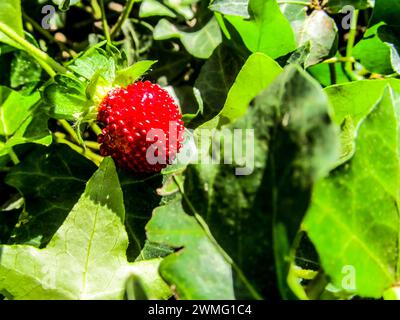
<box><xmin>97</xmin><ymin>81</ymin><xmax>185</xmax><ymax>173</ymax></box>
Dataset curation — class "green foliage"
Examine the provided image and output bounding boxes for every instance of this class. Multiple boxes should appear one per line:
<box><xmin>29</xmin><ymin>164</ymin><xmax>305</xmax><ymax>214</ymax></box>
<box><xmin>0</xmin><ymin>158</ymin><xmax>171</xmax><ymax>299</ymax></box>
<box><xmin>304</xmin><ymin>87</ymin><xmax>400</xmax><ymax>298</ymax></box>
<box><xmin>225</xmin><ymin>0</ymin><xmax>296</xmax><ymax>58</ymax></box>
<box><xmin>0</xmin><ymin>0</ymin><xmax>24</xmax><ymax>48</ymax></box>
<box><xmin>0</xmin><ymin>0</ymin><xmax>400</xmax><ymax>301</ymax></box>
<box><xmin>153</xmin><ymin>17</ymin><xmax>222</xmax><ymax>59</ymax></box>
<box><xmin>146</xmin><ymin>199</ymin><xmax>235</xmax><ymax>299</ymax></box>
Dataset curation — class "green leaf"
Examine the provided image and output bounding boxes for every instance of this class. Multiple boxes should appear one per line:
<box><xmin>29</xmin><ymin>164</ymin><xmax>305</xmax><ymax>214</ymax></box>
<box><xmin>185</xmin><ymin>66</ymin><xmax>340</xmax><ymax>298</ymax></box>
<box><xmin>307</xmin><ymin>60</ymin><xmax>349</xmax><ymax>87</ymax></box>
<box><xmin>189</xmin><ymin>43</ymin><xmax>246</xmax><ymax>127</ymax></box>
<box><xmin>163</xmin><ymin>0</ymin><xmax>197</xmax><ymax>20</ymax></box>
<box><xmin>0</xmin><ymin>157</ymin><xmax>171</xmax><ymax>300</ymax></box>
<box><xmin>209</xmin><ymin>0</ymin><xmax>250</xmax><ymax>19</ymax></box>
<box><xmin>370</xmin><ymin>0</ymin><xmax>400</xmax><ymax>26</ymax></box>
<box><xmin>295</xmin><ymin>10</ymin><xmax>337</xmax><ymax>67</ymax></box>
<box><xmin>304</xmin><ymin>87</ymin><xmax>400</xmax><ymax>298</ymax></box>
<box><xmin>6</xmin><ymin>145</ymin><xmax>97</xmax><ymax>246</ymax></box>
<box><xmin>324</xmin><ymin>79</ymin><xmax>400</xmax><ymax>126</ymax></box>
<box><xmin>0</xmin><ymin>34</ymin><xmax>43</xmax><ymax>94</ymax></box>
<box><xmin>114</xmin><ymin>60</ymin><xmax>157</xmax><ymax>87</ymax></box>
<box><xmin>200</xmin><ymin>52</ymin><xmax>282</xmax><ymax>129</ymax></box>
<box><xmin>146</xmin><ymin>199</ymin><xmax>235</xmax><ymax>299</ymax></box>
<box><xmin>225</xmin><ymin>0</ymin><xmax>296</xmax><ymax>58</ymax></box>
<box><xmin>378</xmin><ymin>25</ymin><xmax>400</xmax><ymax>74</ymax></box>
<box><xmin>0</xmin><ymin>89</ymin><xmax>51</xmax><ymax>157</ymax></box>
<box><xmin>0</xmin><ymin>110</ymin><xmax>52</xmax><ymax>157</ymax></box>
<box><xmin>67</xmin><ymin>47</ymin><xmax>116</xmax><ymax>83</ymax></box>
<box><xmin>118</xmin><ymin>172</ymin><xmax>163</xmax><ymax>261</ymax></box>
<box><xmin>354</xmin><ymin>24</ymin><xmax>399</xmax><ymax>75</ymax></box>
<box><xmin>43</xmin><ymin>74</ymin><xmax>89</xmax><ymax>120</ymax></box>
<box><xmin>10</xmin><ymin>50</ymin><xmax>42</xmax><ymax>93</ymax></box>
<box><xmin>0</xmin><ymin>0</ymin><xmax>24</xmax><ymax>48</ymax></box>
<box><xmin>153</xmin><ymin>17</ymin><xmax>222</xmax><ymax>59</ymax></box>
<box><xmin>0</xmin><ymin>89</ymin><xmax>40</xmax><ymax>137</ymax></box>
<box><xmin>139</xmin><ymin>0</ymin><xmax>177</xmax><ymax>18</ymax></box>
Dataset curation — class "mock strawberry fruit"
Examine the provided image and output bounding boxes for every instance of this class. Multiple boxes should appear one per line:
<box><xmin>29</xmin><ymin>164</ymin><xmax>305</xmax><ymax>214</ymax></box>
<box><xmin>97</xmin><ymin>81</ymin><xmax>185</xmax><ymax>173</ymax></box>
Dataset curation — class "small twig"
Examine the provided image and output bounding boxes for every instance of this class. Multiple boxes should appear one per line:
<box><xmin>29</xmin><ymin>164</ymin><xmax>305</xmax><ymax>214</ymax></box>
<box><xmin>8</xmin><ymin>148</ymin><xmax>20</xmax><ymax>165</ymax></box>
<box><xmin>55</xmin><ymin>134</ymin><xmax>103</xmax><ymax>166</ymax></box>
<box><xmin>84</xmin><ymin>140</ymin><xmax>100</xmax><ymax>150</ymax></box>
<box><xmin>58</xmin><ymin>119</ymin><xmax>80</xmax><ymax>145</ymax></box>
<box><xmin>22</xmin><ymin>11</ymin><xmax>76</xmax><ymax>57</ymax></box>
<box><xmin>344</xmin><ymin>9</ymin><xmax>360</xmax><ymax>81</ymax></box>
<box><xmin>90</xmin><ymin>123</ymin><xmax>102</xmax><ymax>136</ymax></box>
<box><xmin>0</xmin><ymin>21</ymin><xmax>67</xmax><ymax>77</ymax></box>
<box><xmin>110</xmin><ymin>0</ymin><xmax>136</xmax><ymax>39</ymax></box>
<box><xmin>323</xmin><ymin>56</ymin><xmax>355</xmax><ymax>64</ymax></box>
<box><xmin>99</xmin><ymin>0</ymin><xmax>111</xmax><ymax>42</ymax></box>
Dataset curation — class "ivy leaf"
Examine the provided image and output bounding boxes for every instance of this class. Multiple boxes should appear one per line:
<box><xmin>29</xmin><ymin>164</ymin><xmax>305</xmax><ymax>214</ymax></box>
<box><xmin>163</xmin><ymin>0</ymin><xmax>197</xmax><ymax>20</ymax></box>
<box><xmin>0</xmin><ymin>89</ymin><xmax>40</xmax><ymax>137</ymax></box>
<box><xmin>0</xmin><ymin>89</ymin><xmax>51</xmax><ymax>157</ymax></box>
<box><xmin>0</xmin><ymin>157</ymin><xmax>171</xmax><ymax>300</ymax></box>
<box><xmin>209</xmin><ymin>0</ymin><xmax>250</xmax><ymax>19</ymax></box>
<box><xmin>139</xmin><ymin>0</ymin><xmax>177</xmax><ymax>18</ymax></box>
<box><xmin>304</xmin><ymin>87</ymin><xmax>400</xmax><ymax>298</ymax></box>
<box><xmin>0</xmin><ymin>0</ymin><xmax>24</xmax><ymax>49</ymax></box>
<box><xmin>185</xmin><ymin>66</ymin><xmax>340</xmax><ymax>298</ymax></box>
<box><xmin>370</xmin><ymin>0</ymin><xmax>400</xmax><ymax>26</ymax></box>
<box><xmin>10</xmin><ymin>50</ymin><xmax>42</xmax><ymax>93</ymax></box>
<box><xmin>146</xmin><ymin>199</ymin><xmax>235</xmax><ymax>299</ymax></box>
<box><xmin>200</xmin><ymin>52</ymin><xmax>282</xmax><ymax>129</ymax></box>
<box><xmin>0</xmin><ymin>110</ymin><xmax>52</xmax><ymax>157</ymax></box>
<box><xmin>324</xmin><ymin>79</ymin><xmax>400</xmax><ymax>126</ymax></box>
<box><xmin>225</xmin><ymin>0</ymin><xmax>296</xmax><ymax>58</ymax></box>
<box><xmin>189</xmin><ymin>43</ymin><xmax>246</xmax><ymax>127</ymax></box>
<box><xmin>118</xmin><ymin>171</ymin><xmax>163</xmax><ymax>261</ymax></box>
<box><xmin>354</xmin><ymin>24</ymin><xmax>400</xmax><ymax>75</ymax></box>
<box><xmin>295</xmin><ymin>10</ymin><xmax>337</xmax><ymax>67</ymax></box>
<box><xmin>153</xmin><ymin>17</ymin><xmax>222</xmax><ymax>59</ymax></box>
<box><xmin>378</xmin><ymin>25</ymin><xmax>400</xmax><ymax>74</ymax></box>
<box><xmin>5</xmin><ymin>145</ymin><xmax>97</xmax><ymax>247</ymax></box>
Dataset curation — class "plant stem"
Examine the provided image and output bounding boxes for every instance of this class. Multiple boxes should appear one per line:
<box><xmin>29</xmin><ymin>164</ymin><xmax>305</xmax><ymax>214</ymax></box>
<box><xmin>172</xmin><ymin>175</ymin><xmax>263</xmax><ymax>300</ymax></box>
<box><xmin>99</xmin><ymin>0</ymin><xmax>111</xmax><ymax>42</ymax></box>
<box><xmin>59</xmin><ymin>119</ymin><xmax>80</xmax><ymax>145</ymax></box>
<box><xmin>329</xmin><ymin>63</ymin><xmax>337</xmax><ymax>85</ymax></box>
<box><xmin>22</xmin><ymin>11</ymin><xmax>75</xmax><ymax>57</ymax></box>
<box><xmin>0</xmin><ymin>22</ymin><xmax>67</xmax><ymax>77</ymax></box>
<box><xmin>110</xmin><ymin>0</ymin><xmax>136</xmax><ymax>39</ymax></box>
<box><xmin>344</xmin><ymin>9</ymin><xmax>360</xmax><ymax>81</ymax></box>
<box><xmin>55</xmin><ymin>135</ymin><xmax>103</xmax><ymax>166</ymax></box>
<box><xmin>90</xmin><ymin>122</ymin><xmax>103</xmax><ymax>136</ymax></box>
<box><xmin>323</xmin><ymin>56</ymin><xmax>355</xmax><ymax>64</ymax></box>
<box><xmin>8</xmin><ymin>148</ymin><xmax>20</xmax><ymax>165</ymax></box>
<box><xmin>305</xmin><ymin>270</ymin><xmax>328</xmax><ymax>300</ymax></box>
<box><xmin>84</xmin><ymin>140</ymin><xmax>100</xmax><ymax>150</ymax></box>
<box><xmin>90</xmin><ymin>0</ymin><xmax>102</xmax><ymax>20</ymax></box>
